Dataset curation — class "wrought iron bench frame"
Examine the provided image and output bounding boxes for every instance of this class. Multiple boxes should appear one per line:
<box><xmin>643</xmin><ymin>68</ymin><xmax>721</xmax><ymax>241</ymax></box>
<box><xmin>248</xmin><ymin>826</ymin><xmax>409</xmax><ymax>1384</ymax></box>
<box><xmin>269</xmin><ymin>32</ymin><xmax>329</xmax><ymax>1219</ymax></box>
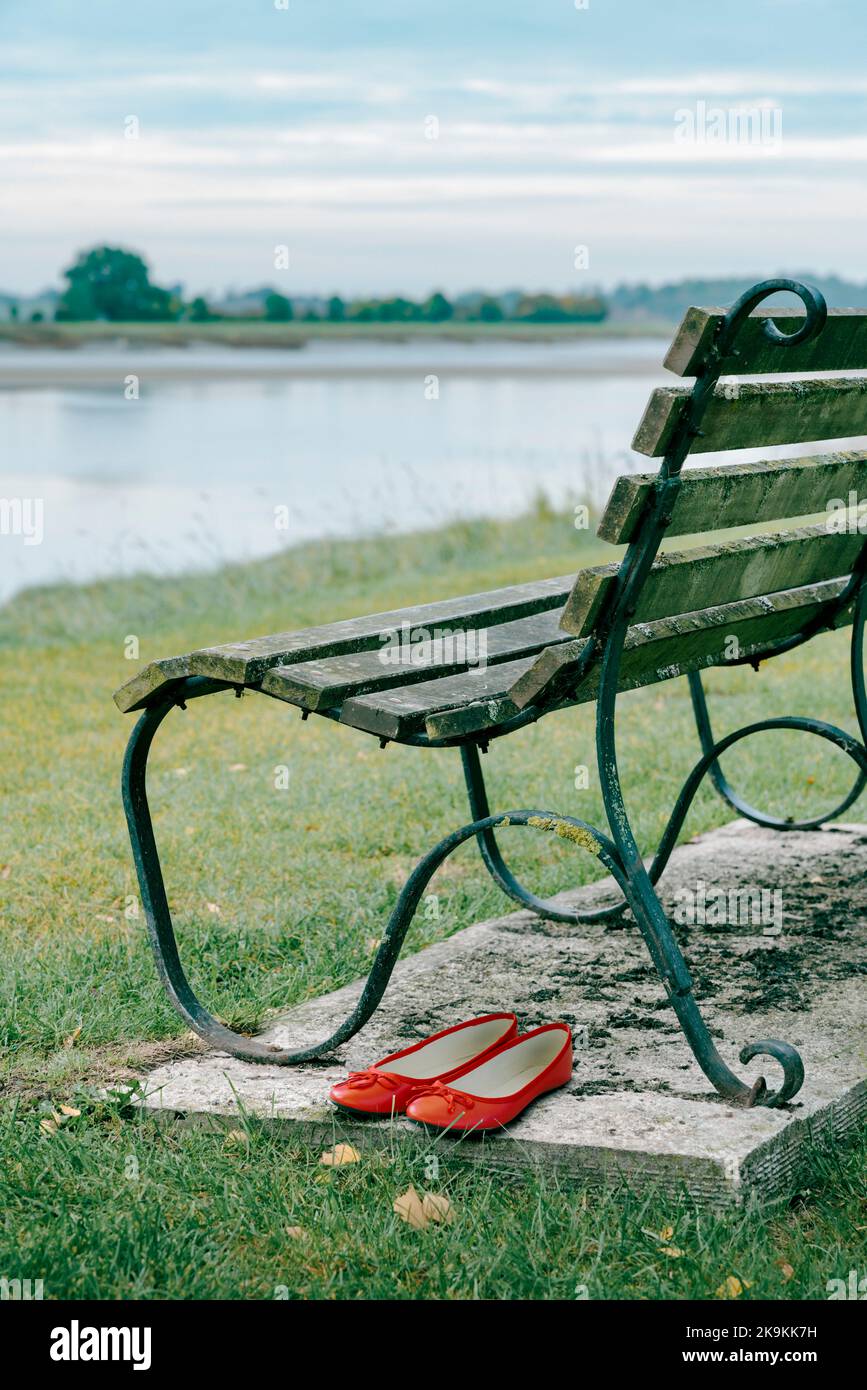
<box><xmin>120</xmin><ymin>279</ymin><xmax>867</xmax><ymax>1109</ymax></box>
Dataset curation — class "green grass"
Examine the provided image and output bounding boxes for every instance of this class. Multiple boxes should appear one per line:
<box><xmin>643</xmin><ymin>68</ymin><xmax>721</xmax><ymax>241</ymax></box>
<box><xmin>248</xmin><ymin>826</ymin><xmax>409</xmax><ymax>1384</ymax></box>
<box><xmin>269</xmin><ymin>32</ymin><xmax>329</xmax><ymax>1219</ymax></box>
<box><xmin>1</xmin><ymin>507</ymin><xmax>865</xmax><ymax>1299</ymax></box>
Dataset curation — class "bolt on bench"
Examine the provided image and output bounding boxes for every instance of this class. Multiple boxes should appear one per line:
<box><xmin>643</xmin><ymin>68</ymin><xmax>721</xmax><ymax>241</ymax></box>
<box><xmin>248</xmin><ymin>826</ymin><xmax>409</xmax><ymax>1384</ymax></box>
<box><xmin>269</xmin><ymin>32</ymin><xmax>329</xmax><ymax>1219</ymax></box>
<box><xmin>116</xmin><ymin>279</ymin><xmax>867</xmax><ymax>1109</ymax></box>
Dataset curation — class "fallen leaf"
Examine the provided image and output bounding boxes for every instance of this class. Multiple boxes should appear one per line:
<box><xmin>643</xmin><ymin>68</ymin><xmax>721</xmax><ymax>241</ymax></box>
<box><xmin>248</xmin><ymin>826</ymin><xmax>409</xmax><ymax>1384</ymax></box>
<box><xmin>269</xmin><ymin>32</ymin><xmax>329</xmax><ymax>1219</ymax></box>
<box><xmin>0</xmin><ymin>864</ymin><xmax>10</xmax><ymax>879</ymax></box>
<box><xmin>285</xmin><ymin>1226</ymin><xmax>307</xmax><ymax>1240</ymax></box>
<box><xmin>228</xmin><ymin>763</ymin><xmax>247</xmax><ymax>772</ymax></box>
<box><xmin>225</xmin><ymin>1129</ymin><xmax>249</xmax><ymax>1146</ymax></box>
<box><xmin>59</xmin><ymin>1105</ymin><xmax>81</xmax><ymax>1118</ymax></box>
<box><xmin>63</xmin><ymin>1025</ymin><xmax>82</xmax><ymax>1049</ymax></box>
<box><xmin>39</xmin><ymin>1118</ymin><xmax>58</xmax><ymax>1136</ymax></box>
<box><xmin>659</xmin><ymin>1224</ymin><xmax>675</xmax><ymax>1242</ymax></box>
<box><xmin>320</xmin><ymin>1143</ymin><xmax>360</xmax><ymax>1167</ymax></box>
<box><xmin>715</xmin><ymin>1274</ymin><xmax>752</xmax><ymax>1299</ymax></box>
<box><xmin>660</xmin><ymin>1245</ymin><xmax>685</xmax><ymax>1258</ymax></box>
<box><xmin>174</xmin><ymin>767</ymin><xmax>189</xmax><ymax>777</ymax></box>
<box><xmin>206</xmin><ymin>902</ymin><xmax>221</xmax><ymax>915</ymax></box>
<box><xmin>394</xmin><ymin>1186</ymin><xmax>428</xmax><ymax>1229</ymax></box>
<box><xmin>421</xmin><ymin>1192</ymin><xmax>454</xmax><ymax>1225</ymax></box>
<box><xmin>776</xmin><ymin>1260</ymin><xmax>795</xmax><ymax>1282</ymax></box>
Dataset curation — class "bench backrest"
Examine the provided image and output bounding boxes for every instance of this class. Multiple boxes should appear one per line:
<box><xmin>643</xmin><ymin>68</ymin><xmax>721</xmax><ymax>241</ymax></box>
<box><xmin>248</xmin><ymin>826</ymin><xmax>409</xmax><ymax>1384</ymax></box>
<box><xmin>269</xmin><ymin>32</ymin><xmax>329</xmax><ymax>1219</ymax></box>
<box><xmin>560</xmin><ymin>296</ymin><xmax>867</xmax><ymax>644</ymax></box>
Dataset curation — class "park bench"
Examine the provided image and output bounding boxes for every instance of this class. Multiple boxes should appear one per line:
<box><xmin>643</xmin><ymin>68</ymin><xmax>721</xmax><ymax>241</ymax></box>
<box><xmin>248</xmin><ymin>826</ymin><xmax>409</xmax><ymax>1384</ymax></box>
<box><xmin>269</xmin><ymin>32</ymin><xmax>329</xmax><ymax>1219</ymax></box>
<box><xmin>116</xmin><ymin>278</ymin><xmax>867</xmax><ymax>1109</ymax></box>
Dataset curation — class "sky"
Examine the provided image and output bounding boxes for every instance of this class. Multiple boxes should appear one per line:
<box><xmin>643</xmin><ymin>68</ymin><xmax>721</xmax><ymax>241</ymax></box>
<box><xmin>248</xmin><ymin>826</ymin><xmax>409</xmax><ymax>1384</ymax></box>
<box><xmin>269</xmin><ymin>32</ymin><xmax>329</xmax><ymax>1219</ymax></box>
<box><xmin>1</xmin><ymin>0</ymin><xmax>866</xmax><ymax>297</ymax></box>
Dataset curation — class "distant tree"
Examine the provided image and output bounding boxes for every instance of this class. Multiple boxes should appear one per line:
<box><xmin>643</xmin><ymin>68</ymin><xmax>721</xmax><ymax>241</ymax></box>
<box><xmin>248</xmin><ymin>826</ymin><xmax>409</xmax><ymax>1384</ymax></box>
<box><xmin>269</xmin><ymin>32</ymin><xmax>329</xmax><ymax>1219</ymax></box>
<box><xmin>421</xmin><ymin>291</ymin><xmax>453</xmax><ymax>322</ymax></box>
<box><xmin>327</xmin><ymin>295</ymin><xmax>345</xmax><ymax>322</ymax></box>
<box><xmin>348</xmin><ymin>301</ymin><xmax>377</xmax><ymax>322</ymax></box>
<box><xmin>188</xmin><ymin>296</ymin><xmax>212</xmax><ymax>322</ymax></box>
<box><xmin>515</xmin><ymin>293</ymin><xmax>607</xmax><ymax>324</ymax></box>
<box><xmin>8</xmin><ymin>303</ymin><xmax>18</xmax><ymax>321</ymax></box>
<box><xmin>477</xmin><ymin>297</ymin><xmax>504</xmax><ymax>322</ymax></box>
<box><xmin>30</xmin><ymin>310</ymin><xmax>44</xmax><ymax>323</ymax></box>
<box><xmin>55</xmin><ymin>246</ymin><xmax>177</xmax><ymax>322</ymax></box>
<box><xmin>265</xmin><ymin>291</ymin><xmax>293</xmax><ymax>322</ymax></box>
<box><xmin>376</xmin><ymin>296</ymin><xmax>421</xmax><ymax>323</ymax></box>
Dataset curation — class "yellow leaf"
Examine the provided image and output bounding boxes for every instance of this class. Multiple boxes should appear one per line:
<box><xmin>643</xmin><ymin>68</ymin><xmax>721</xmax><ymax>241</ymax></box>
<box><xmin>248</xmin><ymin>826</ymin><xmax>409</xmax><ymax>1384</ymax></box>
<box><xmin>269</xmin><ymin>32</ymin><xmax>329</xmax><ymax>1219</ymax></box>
<box><xmin>716</xmin><ymin>1274</ymin><xmax>748</xmax><ymax>1299</ymax></box>
<box><xmin>320</xmin><ymin>1143</ymin><xmax>360</xmax><ymax>1167</ymax></box>
<box><xmin>660</xmin><ymin>1245</ymin><xmax>685</xmax><ymax>1258</ymax></box>
<box><xmin>206</xmin><ymin>902</ymin><xmax>221</xmax><ymax>915</ymax></box>
<box><xmin>776</xmin><ymin>1260</ymin><xmax>795</xmax><ymax>1282</ymax></box>
<box><xmin>225</xmin><ymin>1129</ymin><xmax>249</xmax><ymax>1146</ymax></box>
<box><xmin>285</xmin><ymin>1226</ymin><xmax>307</xmax><ymax>1240</ymax></box>
<box><xmin>59</xmin><ymin>1105</ymin><xmax>81</xmax><ymax>1118</ymax></box>
<box><xmin>1</xmin><ymin>864</ymin><xmax>11</xmax><ymax>879</ymax></box>
<box><xmin>421</xmin><ymin>1192</ymin><xmax>454</xmax><ymax>1225</ymax></box>
<box><xmin>39</xmin><ymin>1118</ymin><xmax>58</xmax><ymax>1136</ymax></box>
<box><xmin>228</xmin><ymin>763</ymin><xmax>247</xmax><ymax>772</ymax></box>
<box><xmin>659</xmin><ymin>1224</ymin><xmax>675</xmax><ymax>1242</ymax></box>
<box><xmin>394</xmin><ymin>1186</ymin><xmax>428</xmax><ymax>1229</ymax></box>
<box><xmin>63</xmin><ymin>1025</ymin><xmax>82</xmax><ymax>1049</ymax></box>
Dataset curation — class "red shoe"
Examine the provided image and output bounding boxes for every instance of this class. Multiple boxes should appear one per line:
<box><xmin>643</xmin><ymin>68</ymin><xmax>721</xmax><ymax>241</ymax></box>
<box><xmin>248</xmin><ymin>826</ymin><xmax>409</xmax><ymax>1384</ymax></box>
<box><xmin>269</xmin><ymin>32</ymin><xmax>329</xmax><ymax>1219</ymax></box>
<box><xmin>405</xmin><ymin>1022</ymin><xmax>573</xmax><ymax>1133</ymax></box>
<box><xmin>329</xmin><ymin>1013</ymin><xmax>518</xmax><ymax>1117</ymax></box>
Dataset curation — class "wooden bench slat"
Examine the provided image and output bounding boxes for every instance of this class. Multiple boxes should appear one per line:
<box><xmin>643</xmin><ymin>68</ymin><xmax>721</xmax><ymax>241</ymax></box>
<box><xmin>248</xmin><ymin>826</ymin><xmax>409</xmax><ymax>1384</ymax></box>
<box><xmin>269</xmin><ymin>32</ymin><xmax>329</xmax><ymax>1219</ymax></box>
<box><xmin>113</xmin><ymin>573</ymin><xmax>575</xmax><ymax>712</ymax></box>
<box><xmin>598</xmin><ymin>451</ymin><xmax>867</xmax><ymax>544</ymax></box>
<box><xmin>340</xmin><ymin>655</ymin><xmax>540</xmax><ymax>739</ymax></box>
<box><xmin>665</xmin><ymin>307</ymin><xmax>867</xmax><ymax>377</ymax></box>
<box><xmin>260</xmin><ymin>608</ymin><xmax>568</xmax><ymax>711</ymax></box>
<box><xmin>341</xmin><ymin>576</ymin><xmax>851</xmax><ymax>742</ymax></box>
<box><xmin>633</xmin><ymin>377</ymin><xmax>867</xmax><ymax>458</ymax></box>
<box><xmin>426</xmin><ymin>577</ymin><xmax>853</xmax><ymax>740</ymax></box>
<box><xmin>561</xmin><ymin>524</ymin><xmax>862</xmax><ymax>637</ymax></box>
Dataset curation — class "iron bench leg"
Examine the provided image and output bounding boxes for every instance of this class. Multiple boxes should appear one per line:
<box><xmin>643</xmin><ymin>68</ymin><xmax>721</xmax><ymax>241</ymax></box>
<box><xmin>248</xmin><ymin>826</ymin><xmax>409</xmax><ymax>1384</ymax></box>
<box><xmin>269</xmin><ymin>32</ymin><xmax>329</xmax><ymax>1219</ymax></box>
<box><xmin>460</xmin><ymin>742</ymin><xmax>628</xmax><ymax>925</ymax></box>
<box><xmin>122</xmin><ymin>679</ymin><xmax>628</xmax><ymax>1064</ymax></box>
<box><xmin>597</xmin><ymin>679</ymin><xmax>867</xmax><ymax>1107</ymax></box>
<box><xmin>688</xmin><ymin>669</ymin><xmax>867</xmax><ymax>830</ymax></box>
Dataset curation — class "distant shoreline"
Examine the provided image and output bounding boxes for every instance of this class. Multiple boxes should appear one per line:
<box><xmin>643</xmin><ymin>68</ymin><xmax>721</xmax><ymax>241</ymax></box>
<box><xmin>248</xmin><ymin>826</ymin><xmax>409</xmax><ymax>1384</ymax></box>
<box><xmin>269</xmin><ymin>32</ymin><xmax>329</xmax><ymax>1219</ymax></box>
<box><xmin>0</xmin><ymin>318</ymin><xmax>674</xmax><ymax>350</ymax></box>
<box><xmin>0</xmin><ymin>322</ymin><xmax>673</xmax><ymax>386</ymax></box>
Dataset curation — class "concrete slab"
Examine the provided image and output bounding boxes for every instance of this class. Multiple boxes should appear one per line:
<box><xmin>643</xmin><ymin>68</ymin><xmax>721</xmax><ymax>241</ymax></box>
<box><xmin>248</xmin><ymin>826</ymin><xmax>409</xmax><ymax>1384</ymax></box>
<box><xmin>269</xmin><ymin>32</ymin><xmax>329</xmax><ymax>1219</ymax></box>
<box><xmin>136</xmin><ymin>820</ymin><xmax>867</xmax><ymax>1204</ymax></box>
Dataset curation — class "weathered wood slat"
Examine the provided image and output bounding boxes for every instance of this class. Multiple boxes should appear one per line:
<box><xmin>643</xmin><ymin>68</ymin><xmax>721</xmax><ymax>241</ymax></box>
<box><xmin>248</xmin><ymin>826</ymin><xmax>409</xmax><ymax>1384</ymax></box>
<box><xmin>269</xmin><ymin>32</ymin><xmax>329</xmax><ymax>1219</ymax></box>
<box><xmin>665</xmin><ymin>307</ymin><xmax>867</xmax><ymax>378</ymax></box>
<box><xmin>597</xmin><ymin>452</ymin><xmax>867</xmax><ymax>544</ymax></box>
<box><xmin>427</xmin><ymin>578</ymin><xmax>853</xmax><ymax>740</ymax></box>
<box><xmin>561</xmin><ymin>524</ymin><xmax>862</xmax><ymax>637</ymax></box>
<box><xmin>260</xmin><ymin>608</ymin><xmax>567</xmax><ymax>710</ymax></box>
<box><xmin>633</xmin><ymin>377</ymin><xmax>867</xmax><ymax>458</ymax></box>
<box><xmin>340</xmin><ymin>655</ymin><xmax>539</xmax><ymax>739</ymax></box>
<box><xmin>343</xmin><ymin>576</ymin><xmax>852</xmax><ymax>742</ymax></box>
<box><xmin>113</xmin><ymin>574</ymin><xmax>575</xmax><ymax>711</ymax></box>
<box><xmin>187</xmin><ymin>575</ymin><xmax>574</xmax><ymax>684</ymax></box>
<box><xmin>114</xmin><ymin>656</ymin><xmax>194</xmax><ymax>714</ymax></box>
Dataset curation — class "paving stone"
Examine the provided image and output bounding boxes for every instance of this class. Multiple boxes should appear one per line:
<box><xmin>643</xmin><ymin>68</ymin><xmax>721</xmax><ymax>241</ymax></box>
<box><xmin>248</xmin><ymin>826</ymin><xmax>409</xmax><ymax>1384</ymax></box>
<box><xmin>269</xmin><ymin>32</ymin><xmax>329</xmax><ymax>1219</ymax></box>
<box><xmin>136</xmin><ymin>820</ymin><xmax>867</xmax><ymax>1204</ymax></box>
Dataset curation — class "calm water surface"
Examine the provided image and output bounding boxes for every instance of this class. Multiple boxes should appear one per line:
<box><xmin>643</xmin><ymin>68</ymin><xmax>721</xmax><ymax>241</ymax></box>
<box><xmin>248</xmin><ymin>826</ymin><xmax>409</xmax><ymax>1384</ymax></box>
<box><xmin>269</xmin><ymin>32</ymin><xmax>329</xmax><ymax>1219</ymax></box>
<box><xmin>0</xmin><ymin>337</ymin><xmax>671</xmax><ymax>602</ymax></box>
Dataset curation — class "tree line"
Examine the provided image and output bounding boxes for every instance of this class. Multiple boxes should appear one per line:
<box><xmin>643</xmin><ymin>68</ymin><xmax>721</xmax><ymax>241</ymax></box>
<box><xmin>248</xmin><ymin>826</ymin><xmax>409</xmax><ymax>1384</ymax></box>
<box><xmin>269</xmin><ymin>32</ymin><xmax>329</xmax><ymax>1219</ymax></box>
<box><xmin>40</xmin><ymin>246</ymin><xmax>608</xmax><ymax>325</ymax></box>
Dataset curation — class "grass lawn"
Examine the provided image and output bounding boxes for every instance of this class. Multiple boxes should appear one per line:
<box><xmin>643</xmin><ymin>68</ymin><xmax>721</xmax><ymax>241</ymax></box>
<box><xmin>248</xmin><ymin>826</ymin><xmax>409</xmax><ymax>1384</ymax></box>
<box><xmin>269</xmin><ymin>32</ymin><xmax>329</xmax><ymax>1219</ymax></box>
<box><xmin>1</xmin><ymin>506</ymin><xmax>865</xmax><ymax>1300</ymax></box>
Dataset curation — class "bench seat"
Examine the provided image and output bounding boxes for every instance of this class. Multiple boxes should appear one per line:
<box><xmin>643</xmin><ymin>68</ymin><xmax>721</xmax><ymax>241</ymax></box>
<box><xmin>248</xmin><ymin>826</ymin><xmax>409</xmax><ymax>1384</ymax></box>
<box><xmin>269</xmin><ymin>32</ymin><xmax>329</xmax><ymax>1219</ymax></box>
<box><xmin>112</xmin><ymin>573</ymin><xmax>575</xmax><ymax>713</ymax></box>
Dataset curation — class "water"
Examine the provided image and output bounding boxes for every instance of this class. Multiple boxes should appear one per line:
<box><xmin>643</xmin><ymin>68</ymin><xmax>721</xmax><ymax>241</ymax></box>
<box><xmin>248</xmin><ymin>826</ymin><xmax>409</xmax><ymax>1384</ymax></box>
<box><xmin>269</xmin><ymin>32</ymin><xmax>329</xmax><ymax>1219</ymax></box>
<box><xmin>0</xmin><ymin>337</ymin><xmax>670</xmax><ymax>602</ymax></box>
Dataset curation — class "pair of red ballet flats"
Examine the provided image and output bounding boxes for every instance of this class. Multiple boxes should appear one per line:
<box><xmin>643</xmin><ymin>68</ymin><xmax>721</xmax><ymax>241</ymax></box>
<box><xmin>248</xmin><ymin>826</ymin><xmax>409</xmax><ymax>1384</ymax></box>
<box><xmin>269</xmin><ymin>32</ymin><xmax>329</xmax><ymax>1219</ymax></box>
<box><xmin>329</xmin><ymin>1014</ymin><xmax>572</xmax><ymax>1132</ymax></box>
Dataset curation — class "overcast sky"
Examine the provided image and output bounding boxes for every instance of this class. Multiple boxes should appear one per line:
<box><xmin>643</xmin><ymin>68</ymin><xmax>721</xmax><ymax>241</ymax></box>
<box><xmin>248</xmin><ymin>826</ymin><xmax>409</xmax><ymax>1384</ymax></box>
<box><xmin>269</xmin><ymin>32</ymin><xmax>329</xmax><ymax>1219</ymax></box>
<box><xmin>2</xmin><ymin>0</ymin><xmax>865</xmax><ymax>296</ymax></box>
